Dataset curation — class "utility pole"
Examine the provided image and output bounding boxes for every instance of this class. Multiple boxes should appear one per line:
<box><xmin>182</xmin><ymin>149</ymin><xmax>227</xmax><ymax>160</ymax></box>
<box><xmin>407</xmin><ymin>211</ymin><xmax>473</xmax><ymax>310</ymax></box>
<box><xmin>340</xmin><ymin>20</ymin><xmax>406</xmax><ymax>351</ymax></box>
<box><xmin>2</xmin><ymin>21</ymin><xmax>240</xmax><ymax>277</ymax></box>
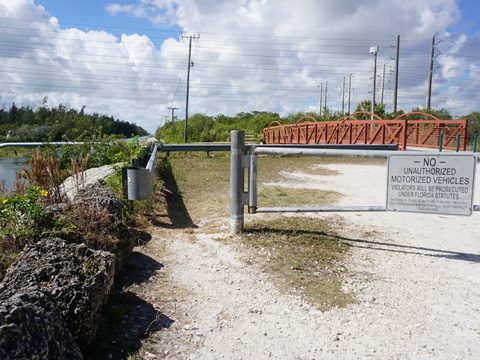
<box><xmin>380</xmin><ymin>64</ymin><xmax>386</xmax><ymax>105</ymax></box>
<box><xmin>370</xmin><ymin>46</ymin><xmax>378</xmax><ymax>120</ymax></box>
<box><xmin>324</xmin><ymin>81</ymin><xmax>328</xmax><ymax>116</ymax></box>
<box><xmin>181</xmin><ymin>34</ymin><xmax>200</xmax><ymax>142</ymax></box>
<box><xmin>393</xmin><ymin>34</ymin><xmax>400</xmax><ymax>113</ymax></box>
<box><xmin>426</xmin><ymin>34</ymin><xmax>435</xmax><ymax>110</ymax></box>
<box><xmin>341</xmin><ymin>76</ymin><xmax>346</xmax><ymax>114</ymax></box>
<box><xmin>167</xmin><ymin>107</ymin><xmax>178</xmax><ymax>122</ymax></box>
<box><xmin>318</xmin><ymin>84</ymin><xmax>323</xmax><ymax>116</ymax></box>
<box><xmin>348</xmin><ymin>74</ymin><xmax>352</xmax><ymax>114</ymax></box>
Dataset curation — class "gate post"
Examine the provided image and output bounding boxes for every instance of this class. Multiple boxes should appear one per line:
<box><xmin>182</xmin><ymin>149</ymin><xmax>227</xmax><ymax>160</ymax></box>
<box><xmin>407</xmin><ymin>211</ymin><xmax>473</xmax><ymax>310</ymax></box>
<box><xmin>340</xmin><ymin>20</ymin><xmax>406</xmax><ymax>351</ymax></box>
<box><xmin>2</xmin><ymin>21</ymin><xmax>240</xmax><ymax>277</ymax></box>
<box><xmin>230</xmin><ymin>130</ymin><xmax>245</xmax><ymax>234</ymax></box>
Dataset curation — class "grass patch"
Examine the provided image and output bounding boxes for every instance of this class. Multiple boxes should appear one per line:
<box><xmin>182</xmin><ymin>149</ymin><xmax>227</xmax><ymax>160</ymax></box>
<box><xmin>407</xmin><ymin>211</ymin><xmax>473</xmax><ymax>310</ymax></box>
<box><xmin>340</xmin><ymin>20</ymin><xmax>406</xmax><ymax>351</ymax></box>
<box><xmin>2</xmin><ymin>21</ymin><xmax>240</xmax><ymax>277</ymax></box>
<box><xmin>258</xmin><ymin>186</ymin><xmax>339</xmax><ymax>207</ymax></box>
<box><xmin>240</xmin><ymin>216</ymin><xmax>355</xmax><ymax>311</ymax></box>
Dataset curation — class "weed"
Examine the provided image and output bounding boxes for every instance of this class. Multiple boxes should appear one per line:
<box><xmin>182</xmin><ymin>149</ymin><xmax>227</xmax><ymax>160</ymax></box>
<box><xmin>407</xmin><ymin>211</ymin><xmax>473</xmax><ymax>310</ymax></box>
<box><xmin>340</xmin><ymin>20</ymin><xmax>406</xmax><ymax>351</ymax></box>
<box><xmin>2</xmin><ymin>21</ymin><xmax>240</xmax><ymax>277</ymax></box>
<box><xmin>23</xmin><ymin>150</ymin><xmax>66</xmax><ymax>204</ymax></box>
<box><xmin>0</xmin><ymin>186</ymin><xmax>57</xmax><ymax>278</ymax></box>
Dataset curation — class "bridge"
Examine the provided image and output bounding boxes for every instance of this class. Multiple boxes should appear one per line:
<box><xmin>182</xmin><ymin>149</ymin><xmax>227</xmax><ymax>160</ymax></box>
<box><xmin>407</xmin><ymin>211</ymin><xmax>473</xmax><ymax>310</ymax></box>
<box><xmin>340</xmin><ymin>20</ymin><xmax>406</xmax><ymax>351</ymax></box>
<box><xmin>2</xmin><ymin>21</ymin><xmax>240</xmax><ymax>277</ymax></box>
<box><xmin>262</xmin><ymin>112</ymin><xmax>468</xmax><ymax>151</ymax></box>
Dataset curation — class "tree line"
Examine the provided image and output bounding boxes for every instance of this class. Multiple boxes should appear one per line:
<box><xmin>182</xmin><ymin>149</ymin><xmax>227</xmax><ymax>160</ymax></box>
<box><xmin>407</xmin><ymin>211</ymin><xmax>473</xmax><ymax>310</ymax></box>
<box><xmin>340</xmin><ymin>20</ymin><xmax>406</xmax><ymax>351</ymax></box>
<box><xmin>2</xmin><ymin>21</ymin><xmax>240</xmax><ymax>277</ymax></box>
<box><xmin>2</xmin><ymin>99</ymin><xmax>479</xmax><ymax>145</ymax></box>
<box><xmin>156</xmin><ymin>101</ymin><xmax>480</xmax><ymax>145</ymax></box>
<box><xmin>0</xmin><ymin>100</ymin><xmax>148</xmax><ymax>142</ymax></box>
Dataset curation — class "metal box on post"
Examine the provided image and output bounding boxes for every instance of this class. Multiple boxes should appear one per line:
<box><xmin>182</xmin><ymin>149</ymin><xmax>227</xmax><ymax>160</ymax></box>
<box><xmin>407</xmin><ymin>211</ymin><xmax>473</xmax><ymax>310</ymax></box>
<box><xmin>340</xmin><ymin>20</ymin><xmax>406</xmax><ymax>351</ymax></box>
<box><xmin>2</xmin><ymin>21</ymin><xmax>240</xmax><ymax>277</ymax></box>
<box><xmin>122</xmin><ymin>166</ymin><xmax>152</xmax><ymax>200</ymax></box>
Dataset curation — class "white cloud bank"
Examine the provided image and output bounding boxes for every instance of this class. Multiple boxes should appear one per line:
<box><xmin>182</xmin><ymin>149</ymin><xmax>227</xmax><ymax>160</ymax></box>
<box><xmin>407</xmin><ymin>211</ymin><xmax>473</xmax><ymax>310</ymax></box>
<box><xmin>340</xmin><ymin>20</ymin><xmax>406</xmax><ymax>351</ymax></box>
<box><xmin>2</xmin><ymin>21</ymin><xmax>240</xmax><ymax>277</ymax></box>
<box><xmin>1</xmin><ymin>0</ymin><xmax>479</xmax><ymax>133</ymax></box>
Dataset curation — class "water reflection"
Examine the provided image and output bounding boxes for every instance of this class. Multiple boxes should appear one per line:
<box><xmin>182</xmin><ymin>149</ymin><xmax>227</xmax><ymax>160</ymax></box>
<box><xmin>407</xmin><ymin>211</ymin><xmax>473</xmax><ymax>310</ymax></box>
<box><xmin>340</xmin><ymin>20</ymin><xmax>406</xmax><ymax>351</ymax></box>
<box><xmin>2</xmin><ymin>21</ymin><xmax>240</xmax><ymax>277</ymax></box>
<box><xmin>0</xmin><ymin>157</ymin><xmax>28</xmax><ymax>192</ymax></box>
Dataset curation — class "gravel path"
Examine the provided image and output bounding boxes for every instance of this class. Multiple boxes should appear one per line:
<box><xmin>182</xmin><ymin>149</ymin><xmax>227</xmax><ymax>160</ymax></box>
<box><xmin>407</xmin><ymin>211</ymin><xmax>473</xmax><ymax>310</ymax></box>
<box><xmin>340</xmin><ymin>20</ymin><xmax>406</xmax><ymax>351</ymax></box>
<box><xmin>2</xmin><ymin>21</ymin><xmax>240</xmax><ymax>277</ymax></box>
<box><xmin>140</xmin><ymin>161</ymin><xmax>480</xmax><ymax>359</ymax></box>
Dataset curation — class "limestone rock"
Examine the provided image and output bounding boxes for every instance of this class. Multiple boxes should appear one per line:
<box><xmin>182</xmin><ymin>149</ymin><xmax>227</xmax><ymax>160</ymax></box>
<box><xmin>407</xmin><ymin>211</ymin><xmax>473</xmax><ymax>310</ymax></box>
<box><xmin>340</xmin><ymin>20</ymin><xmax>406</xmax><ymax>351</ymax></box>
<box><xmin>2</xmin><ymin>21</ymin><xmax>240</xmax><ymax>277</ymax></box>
<box><xmin>0</xmin><ymin>287</ymin><xmax>83</xmax><ymax>360</ymax></box>
<box><xmin>71</xmin><ymin>184</ymin><xmax>135</xmax><ymax>268</ymax></box>
<box><xmin>1</xmin><ymin>238</ymin><xmax>115</xmax><ymax>348</ymax></box>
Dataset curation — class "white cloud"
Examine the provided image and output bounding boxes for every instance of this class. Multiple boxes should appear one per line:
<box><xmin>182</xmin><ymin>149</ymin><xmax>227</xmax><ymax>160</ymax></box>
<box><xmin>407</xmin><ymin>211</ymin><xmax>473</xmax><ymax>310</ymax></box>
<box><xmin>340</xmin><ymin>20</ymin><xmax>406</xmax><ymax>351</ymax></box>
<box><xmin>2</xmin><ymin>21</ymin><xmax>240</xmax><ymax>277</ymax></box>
<box><xmin>0</xmin><ymin>0</ymin><xmax>478</xmax><ymax>135</ymax></box>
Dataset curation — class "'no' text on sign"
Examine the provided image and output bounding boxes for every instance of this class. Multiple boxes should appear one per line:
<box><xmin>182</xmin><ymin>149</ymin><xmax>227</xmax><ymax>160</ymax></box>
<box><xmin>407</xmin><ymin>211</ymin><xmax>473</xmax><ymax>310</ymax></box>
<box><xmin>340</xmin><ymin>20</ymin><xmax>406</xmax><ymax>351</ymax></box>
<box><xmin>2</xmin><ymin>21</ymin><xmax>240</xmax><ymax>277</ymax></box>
<box><xmin>386</xmin><ymin>154</ymin><xmax>476</xmax><ymax>216</ymax></box>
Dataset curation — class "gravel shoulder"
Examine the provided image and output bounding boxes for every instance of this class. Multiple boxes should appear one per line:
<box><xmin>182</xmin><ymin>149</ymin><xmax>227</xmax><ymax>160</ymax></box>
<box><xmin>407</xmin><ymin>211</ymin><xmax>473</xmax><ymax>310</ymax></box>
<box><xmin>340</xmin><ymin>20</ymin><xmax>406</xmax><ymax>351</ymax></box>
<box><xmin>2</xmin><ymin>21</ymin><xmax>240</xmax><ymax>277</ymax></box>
<box><xmin>129</xmin><ymin>161</ymin><xmax>480</xmax><ymax>359</ymax></box>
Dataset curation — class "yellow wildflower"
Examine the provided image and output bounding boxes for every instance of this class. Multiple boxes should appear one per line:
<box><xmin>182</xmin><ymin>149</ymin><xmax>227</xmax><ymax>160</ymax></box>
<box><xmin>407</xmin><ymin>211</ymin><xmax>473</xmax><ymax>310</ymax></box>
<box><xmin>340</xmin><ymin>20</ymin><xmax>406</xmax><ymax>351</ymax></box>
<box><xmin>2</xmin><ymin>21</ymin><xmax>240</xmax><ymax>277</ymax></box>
<box><xmin>2</xmin><ymin>199</ymin><xmax>7</xmax><ymax>204</ymax></box>
<box><xmin>40</xmin><ymin>190</ymin><xmax>48</xmax><ymax>197</ymax></box>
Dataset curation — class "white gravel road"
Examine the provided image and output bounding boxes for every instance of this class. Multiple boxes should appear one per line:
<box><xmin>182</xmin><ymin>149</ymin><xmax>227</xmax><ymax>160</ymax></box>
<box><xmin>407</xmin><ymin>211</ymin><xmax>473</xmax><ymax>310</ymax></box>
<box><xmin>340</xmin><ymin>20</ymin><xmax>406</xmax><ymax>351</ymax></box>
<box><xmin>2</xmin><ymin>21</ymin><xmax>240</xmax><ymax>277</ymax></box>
<box><xmin>145</xmin><ymin>160</ymin><xmax>480</xmax><ymax>360</ymax></box>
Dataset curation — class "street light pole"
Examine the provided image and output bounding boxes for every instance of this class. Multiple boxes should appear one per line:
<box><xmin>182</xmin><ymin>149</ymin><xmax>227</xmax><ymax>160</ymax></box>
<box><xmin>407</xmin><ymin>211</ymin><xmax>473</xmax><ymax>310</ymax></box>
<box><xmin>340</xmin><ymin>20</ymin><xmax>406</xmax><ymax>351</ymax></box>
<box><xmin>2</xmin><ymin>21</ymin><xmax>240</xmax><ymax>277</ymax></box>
<box><xmin>370</xmin><ymin>46</ymin><xmax>378</xmax><ymax>120</ymax></box>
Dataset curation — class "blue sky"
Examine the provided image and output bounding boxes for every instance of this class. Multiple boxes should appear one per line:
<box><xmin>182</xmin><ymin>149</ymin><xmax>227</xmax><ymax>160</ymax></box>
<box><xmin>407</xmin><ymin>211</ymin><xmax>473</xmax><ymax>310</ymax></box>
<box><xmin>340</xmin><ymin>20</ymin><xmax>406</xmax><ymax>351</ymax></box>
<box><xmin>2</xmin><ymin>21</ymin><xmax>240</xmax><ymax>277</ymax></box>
<box><xmin>455</xmin><ymin>0</ymin><xmax>480</xmax><ymax>34</ymax></box>
<box><xmin>35</xmin><ymin>0</ymin><xmax>181</xmax><ymax>42</ymax></box>
<box><xmin>1</xmin><ymin>0</ymin><xmax>479</xmax><ymax>133</ymax></box>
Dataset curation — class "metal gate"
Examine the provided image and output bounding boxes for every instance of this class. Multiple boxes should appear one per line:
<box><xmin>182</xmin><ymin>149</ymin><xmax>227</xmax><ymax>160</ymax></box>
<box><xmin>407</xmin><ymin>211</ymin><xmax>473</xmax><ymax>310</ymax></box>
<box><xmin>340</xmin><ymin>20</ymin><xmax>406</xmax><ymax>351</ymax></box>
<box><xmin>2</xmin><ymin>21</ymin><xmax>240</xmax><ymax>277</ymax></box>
<box><xmin>230</xmin><ymin>131</ymin><xmax>479</xmax><ymax>234</ymax></box>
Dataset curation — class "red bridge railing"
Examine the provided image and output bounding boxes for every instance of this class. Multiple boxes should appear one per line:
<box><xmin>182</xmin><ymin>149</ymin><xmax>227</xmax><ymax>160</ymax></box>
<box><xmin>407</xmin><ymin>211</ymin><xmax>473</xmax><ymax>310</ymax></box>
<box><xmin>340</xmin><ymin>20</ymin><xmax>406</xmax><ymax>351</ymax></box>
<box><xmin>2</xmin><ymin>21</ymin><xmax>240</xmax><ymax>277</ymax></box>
<box><xmin>262</xmin><ymin>112</ymin><xmax>467</xmax><ymax>151</ymax></box>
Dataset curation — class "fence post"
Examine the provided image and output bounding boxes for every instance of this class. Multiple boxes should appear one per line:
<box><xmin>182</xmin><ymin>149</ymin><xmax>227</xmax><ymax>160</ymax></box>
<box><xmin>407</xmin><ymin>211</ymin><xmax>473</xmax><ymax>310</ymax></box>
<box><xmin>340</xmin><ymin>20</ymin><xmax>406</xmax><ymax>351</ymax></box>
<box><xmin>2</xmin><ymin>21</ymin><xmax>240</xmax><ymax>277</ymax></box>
<box><xmin>439</xmin><ymin>133</ymin><xmax>443</xmax><ymax>152</ymax></box>
<box><xmin>230</xmin><ymin>130</ymin><xmax>245</xmax><ymax>234</ymax></box>
<box><xmin>474</xmin><ymin>133</ymin><xmax>478</xmax><ymax>153</ymax></box>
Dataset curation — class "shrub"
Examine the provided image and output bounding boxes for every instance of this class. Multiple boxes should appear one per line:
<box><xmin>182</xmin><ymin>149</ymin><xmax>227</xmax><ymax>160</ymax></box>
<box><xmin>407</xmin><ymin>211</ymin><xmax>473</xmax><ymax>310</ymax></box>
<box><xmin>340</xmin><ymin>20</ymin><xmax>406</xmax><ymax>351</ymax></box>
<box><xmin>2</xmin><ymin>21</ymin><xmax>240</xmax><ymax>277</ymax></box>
<box><xmin>0</xmin><ymin>186</ymin><xmax>58</xmax><ymax>278</ymax></box>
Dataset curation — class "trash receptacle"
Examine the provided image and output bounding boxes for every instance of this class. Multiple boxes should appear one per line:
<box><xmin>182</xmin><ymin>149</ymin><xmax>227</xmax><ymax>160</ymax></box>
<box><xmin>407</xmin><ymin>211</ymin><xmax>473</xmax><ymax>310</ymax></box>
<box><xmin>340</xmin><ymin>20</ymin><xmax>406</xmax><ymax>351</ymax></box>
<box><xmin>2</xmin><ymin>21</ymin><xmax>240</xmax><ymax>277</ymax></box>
<box><xmin>122</xmin><ymin>167</ymin><xmax>152</xmax><ymax>200</ymax></box>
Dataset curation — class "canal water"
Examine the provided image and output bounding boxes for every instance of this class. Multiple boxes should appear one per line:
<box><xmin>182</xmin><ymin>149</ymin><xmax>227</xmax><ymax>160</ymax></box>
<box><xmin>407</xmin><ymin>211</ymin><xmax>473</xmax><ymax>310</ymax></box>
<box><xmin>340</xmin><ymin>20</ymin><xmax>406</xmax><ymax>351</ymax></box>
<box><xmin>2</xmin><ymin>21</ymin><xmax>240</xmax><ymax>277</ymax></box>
<box><xmin>0</xmin><ymin>157</ymin><xmax>28</xmax><ymax>192</ymax></box>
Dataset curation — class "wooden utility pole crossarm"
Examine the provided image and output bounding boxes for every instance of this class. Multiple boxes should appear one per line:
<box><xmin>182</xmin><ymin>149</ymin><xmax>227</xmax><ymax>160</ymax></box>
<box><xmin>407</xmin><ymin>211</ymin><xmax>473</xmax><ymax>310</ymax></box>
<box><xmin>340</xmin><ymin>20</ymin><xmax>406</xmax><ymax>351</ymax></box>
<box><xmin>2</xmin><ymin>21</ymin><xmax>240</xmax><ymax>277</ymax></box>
<box><xmin>167</xmin><ymin>107</ymin><xmax>178</xmax><ymax>122</ymax></box>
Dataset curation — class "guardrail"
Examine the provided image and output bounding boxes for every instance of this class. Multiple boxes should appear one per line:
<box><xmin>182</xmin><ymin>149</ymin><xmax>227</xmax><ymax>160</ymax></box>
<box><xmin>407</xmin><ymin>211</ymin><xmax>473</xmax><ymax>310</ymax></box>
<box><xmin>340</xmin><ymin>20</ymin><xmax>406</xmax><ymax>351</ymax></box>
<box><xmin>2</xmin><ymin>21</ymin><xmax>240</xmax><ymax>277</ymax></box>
<box><xmin>0</xmin><ymin>141</ymin><xmax>84</xmax><ymax>148</ymax></box>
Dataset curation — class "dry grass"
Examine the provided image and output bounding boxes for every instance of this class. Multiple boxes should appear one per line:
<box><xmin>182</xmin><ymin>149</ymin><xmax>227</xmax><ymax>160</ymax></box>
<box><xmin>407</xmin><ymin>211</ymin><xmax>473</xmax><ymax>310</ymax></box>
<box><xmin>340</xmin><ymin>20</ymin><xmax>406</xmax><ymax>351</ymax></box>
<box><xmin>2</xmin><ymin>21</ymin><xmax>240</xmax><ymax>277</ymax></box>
<box><xmin>22</xmin><ymin>150</ymin><xmax>66</xmax><ymax>203</ymax></box>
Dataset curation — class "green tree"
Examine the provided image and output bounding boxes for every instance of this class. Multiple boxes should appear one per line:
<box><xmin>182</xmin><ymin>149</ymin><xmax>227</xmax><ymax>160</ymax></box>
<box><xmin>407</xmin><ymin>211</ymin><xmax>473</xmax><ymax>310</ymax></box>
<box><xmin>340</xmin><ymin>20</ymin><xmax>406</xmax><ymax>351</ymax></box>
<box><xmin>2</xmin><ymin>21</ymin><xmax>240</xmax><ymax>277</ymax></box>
<box><xmin>406</xmin><ymin>107</ymin><xmax>451</xmax><ymax>120</ymax></box>
<box><xmin>156</xmin><ymin>120</ymin><xmax>184</xmax><ymax>143</ymax></box>
<box><xmin>354</xmin><ymin>100</ymin><xmax>386</xmax><ymax>119</ymax></box>
<box><xmin>187</xmin><ymin>114</ymin><xmax>215</xmax><ymax>142</ymax></box>
<box><xmin>465</xmin><ymin>112</ymin><xmax>480</xmax><ymax>145</ymax></box>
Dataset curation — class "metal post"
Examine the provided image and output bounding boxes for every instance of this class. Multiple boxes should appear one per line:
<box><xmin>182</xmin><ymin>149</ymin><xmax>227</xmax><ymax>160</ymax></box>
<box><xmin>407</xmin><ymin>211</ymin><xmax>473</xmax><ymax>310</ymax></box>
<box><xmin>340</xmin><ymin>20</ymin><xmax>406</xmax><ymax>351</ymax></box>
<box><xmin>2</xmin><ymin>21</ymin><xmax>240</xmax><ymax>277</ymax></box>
<box><xmin>230</xmin><ymin>130</ymin><xmax>245</xmax><ymax>234</ymax></box>
<box><xmin>248</xmin><ymin>153</ymin><xmax>258</xmax><ymax>214</ymax></box>
<box><xmin>439</xmin><ymin>134</ymin><xmax>443</xmax><ymax>152</ymax></box>
<box><xmin>456</xmin><ymin>133</ymin><xmax>460</xmax><ymax>152</ymax></box>
<box><xmin>473</xmin><ymin>133</ymin><xmax>478</xmax><ymax>153</ymax></box>
<box><xmin>370</xmin><ymin>46</ymin><xmax>378</xmax><ymax>120</ymax></box>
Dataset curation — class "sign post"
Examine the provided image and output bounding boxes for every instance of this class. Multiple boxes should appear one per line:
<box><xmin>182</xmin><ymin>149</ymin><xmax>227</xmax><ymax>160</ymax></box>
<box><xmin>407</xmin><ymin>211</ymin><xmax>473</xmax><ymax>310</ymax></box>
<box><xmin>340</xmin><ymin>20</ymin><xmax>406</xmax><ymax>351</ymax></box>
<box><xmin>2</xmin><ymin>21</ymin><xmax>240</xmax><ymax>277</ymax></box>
<box><xmin>386</xmin><ymin>154</ymin><xmax>476</xmax><ymax>216</ymax></box>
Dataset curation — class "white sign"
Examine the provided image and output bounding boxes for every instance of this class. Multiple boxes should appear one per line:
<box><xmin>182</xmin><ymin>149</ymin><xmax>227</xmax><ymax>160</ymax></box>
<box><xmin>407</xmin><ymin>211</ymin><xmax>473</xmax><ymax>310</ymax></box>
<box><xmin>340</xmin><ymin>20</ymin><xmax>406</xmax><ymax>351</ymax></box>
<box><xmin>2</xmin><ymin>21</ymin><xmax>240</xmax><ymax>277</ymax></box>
<box><xmin>386</xmin><ymin>154</ymin><xmax>476</xmax><ymax>216</ymax></box>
